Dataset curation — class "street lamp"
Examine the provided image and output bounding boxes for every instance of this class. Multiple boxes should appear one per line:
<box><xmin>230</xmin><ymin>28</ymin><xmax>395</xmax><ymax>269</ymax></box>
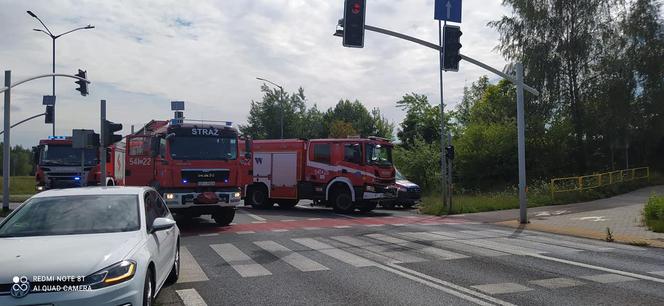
<box><xmin>27</xmin><ymin>10</ymin><xmax>94</xmax><ymax>136</ymax></box>
<box><xmin>256</xmin><ymin>77</ymin><xmax>285</xmax><ymax>139</ymax></box>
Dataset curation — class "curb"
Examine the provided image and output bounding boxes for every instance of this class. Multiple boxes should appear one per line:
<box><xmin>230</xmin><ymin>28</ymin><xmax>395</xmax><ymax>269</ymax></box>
<box><xmin>495</xmin><ymin>219</ymin><xmax>664</xmax><ymax>249</ymax></box>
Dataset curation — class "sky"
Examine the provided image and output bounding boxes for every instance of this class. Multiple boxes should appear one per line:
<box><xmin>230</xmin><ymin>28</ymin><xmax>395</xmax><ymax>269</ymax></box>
<box><xmin>0</xmin><ymin>0</ymin><xmax>510</xmax><ymax>148</ymax></box>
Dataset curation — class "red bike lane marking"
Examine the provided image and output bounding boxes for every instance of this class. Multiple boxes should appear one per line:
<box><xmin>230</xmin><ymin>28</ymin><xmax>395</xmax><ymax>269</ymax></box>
<box><xmin>182</xmin><ymin>215</ymin><xmax>469</xmax><ymax>236</ymax></box>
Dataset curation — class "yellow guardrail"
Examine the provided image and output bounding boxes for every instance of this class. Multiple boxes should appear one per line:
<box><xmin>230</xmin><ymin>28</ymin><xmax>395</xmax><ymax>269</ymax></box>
<box><xmin>550</xmin><ymin>167</ymin><xmax>650</xmax><ymax>198</ymax></box>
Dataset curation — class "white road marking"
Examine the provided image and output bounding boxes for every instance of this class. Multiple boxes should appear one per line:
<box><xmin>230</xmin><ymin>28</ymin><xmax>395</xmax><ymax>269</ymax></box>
<box><xmin>177</xmin><ymin>247</ymin><xmax>209</xmax><ymax>283</ymax></box>
<box><xmin>365</xmin><ymin>224</ymin><xmax>384</xmax><ymax>227</ymax></box>
<box><xmin>649</xmin><ymin>271</ymin><xmax>664</xmax><ymax>277</ymax></box>
<box><xmin>365</xmin><ymin>233</ymin><xmax>468</xmax><ymax>260</ymax></box>
<box><xmin>304</xmin><ymin>227</ymin><xmax>322</xmax><ymax>230</ymax></box>
<box><xmin>198</xmin><ymin>233</ymin><xmax>219</xmax><ymax>237</ymax></box>
<box><xmin>251</xmin><ymin>221</ymin><xmax>267</xmax><ymax>224</ymax></box>
<box><xmin>331</xmin><ymin>236</ymin><xmax>426</xmax><ymax>263</ymax></box>
<box><xmin>236</xmin><ymin>231</ymin><xmax>255</xmax><ymax>234</ymax></box>
<box><xmin>254</xmin><ymin>240</ymin><xmax>329</xmax><ymax>272</ymax></box>
<box><xmin>271</xmin><ymin>229</ymin><xmax>289</xmax><ymax>232</ymax></box>
<box><xmin>334</xmin><ymin>213</ymin><xmax>358</xmax><ymax>219</ymax></box>
<box><xmin>529</xmin><ymin>253</ymin><xmax>664</xmax><ymax>284</ymax></box>
<box><xmin>292</xmin><ymin>238</ymin><xmax>374</xmax><ymax>267</ymax></box>
<box><xmin>471</xmin><ymin>282</ymin><xmax>532</xmax><ymax>295</ymax></box>
<box><xmin>292</xmin><ymin>238</ymin><xmax>512</xmax><ymax>306</ymax></box>
<box><xmin>529</xmin><ymin>277</ymin><xmax>585</xmax><ymax>289</ymax></box>
<box><xmin>334</xmin><ymin>225</ymin><xmax>352</xmax><ymax>229</ymax></box>
<box><xmin>400</xmin><ymin>232</ymin><xmax>455</xmax><ymax>241</ymax></box>
<box><xmin>307</xmin><ymin>218</ymin><xmax>323</xmax><ymax>220</ymax></box>
<box><xmin>210</xmin><ymin>243</ymin><xmax>272</xmax><ymax>277</ymax></box>
<box><xmin>241</xmin><ymin>211</ymin><xmax>267</xmax><ymax>221</ymax></box>
<box><xmin>580</xmin><ymin>273</ymin><xmax>638</xmax><ymax>283</ymax></box>
<box><xmin>494</xmin><ymin>237</ymin><xmax>582</xmax><ymax>254</ymax></box>
<box><xmin>176</xmin><ymin>288</ymin><xmax>208</xmax><ymax>306</ymax></box>
<box><xmin>281</xmin><ymin>219</ymin><xmax>297</xmax><ymax>222</ymax></box>
<box><xmin>454</xmin><ymin>238</ymin><xmax>546</xmax><ymax>255</ymax></box>
<box><xmin>431</xmin><ymin>240</ymin><xmax>508</xmax><ymax>257</ymax></box>
<box><xmin>392</xmin><ymin>223</ymin><xmax>407</xmax><ymax>226</ymax></box>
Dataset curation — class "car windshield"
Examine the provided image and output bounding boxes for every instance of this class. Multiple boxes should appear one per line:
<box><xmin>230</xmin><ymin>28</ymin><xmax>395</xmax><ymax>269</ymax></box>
<box><xmin>0</xmin><ymin>195</ymin><xmax>140</xmax><ymax>237</ymax></box>
<box><xmin>365</xmin><ymin>143</ymin><xmax>392</xmax><ymax>166</ymax></box>
<box><xmin>40</xmin><ymin>145</ymin><xmax>97</xmax><ymax>166</ymax></box>
<box><xmin>170</xmin><ymin>136</ymin><xmax>238</xmax><ymax>160</ymax></box>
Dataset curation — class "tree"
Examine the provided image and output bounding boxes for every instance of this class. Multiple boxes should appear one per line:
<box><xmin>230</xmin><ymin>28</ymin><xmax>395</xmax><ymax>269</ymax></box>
<box><xmin>323</xmin><ymin>100</ymin><xmax>393</xmax><ymax>139</ymax></box>
<box><xmin>328</xmin><ymin>120</ymin><xmax>357</xmax><ymax>138</ymax></box>
<box><xmin>396</xmin><ymin>93</ymin><xmax>451</xmax><ymax>148</ymax></box>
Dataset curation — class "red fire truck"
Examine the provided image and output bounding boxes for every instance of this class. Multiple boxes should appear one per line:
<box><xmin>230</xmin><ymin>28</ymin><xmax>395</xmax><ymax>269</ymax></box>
<box><xmin>120</xmin><ymin>120</ymin><xmax>252</xmax><ymax>225</ymax></box>
<box><xmin>33</xmin><ymin>136</ymin><xmax>124</xmax><ymax>190</ymax></box>
<box><xmin>245</xmin><ymin>137</ymin><xmax>396</xmax><ymax>212</ymax></box>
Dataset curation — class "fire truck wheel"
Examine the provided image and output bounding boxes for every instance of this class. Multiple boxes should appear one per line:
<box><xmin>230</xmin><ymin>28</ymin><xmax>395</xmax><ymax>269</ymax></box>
<box><xmin>276</xmin><ymin>200</ymin><xmax>298</xmax><ymax>209</ymax></box>
<box><xmin>358</xmin><ymin>202</ymin><xmax>377</xmax><ymax>213</ymax></box>
<box><xmin>248</xmin><ymin>185</ymin><xmax>272</xmax><ymax>209</ymax></box>
<box><xmin>213</xmin><ymin>208</ymin><xmax>235</xmax><ymax>226</ymax></box>
<box><xmin>331</xmin><ymin>187</ymin><xmax>354</xmax><ymax>213</ymax></box>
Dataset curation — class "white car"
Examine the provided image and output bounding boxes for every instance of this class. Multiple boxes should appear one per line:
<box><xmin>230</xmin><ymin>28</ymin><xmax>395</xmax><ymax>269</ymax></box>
<box><xmin>0</xmin><ymin>186</ymin><xmax>180</xmax><ymax>306</ymax></box>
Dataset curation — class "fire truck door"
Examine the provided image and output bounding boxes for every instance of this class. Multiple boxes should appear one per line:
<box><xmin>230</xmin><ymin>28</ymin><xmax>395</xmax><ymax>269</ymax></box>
<box><xmin>124</xmin><ymin>136</ymin><xmax>155</xmax><ymax>186</ymax></box>
<box><xmin>271</xmin><ymin>153</ymin><xmax>297</xmax><ymax>198</ymax></box>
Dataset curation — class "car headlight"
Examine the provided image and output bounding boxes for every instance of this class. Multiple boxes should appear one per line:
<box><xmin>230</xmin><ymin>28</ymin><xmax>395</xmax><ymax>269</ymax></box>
<box><xmin>234</xmin><ymin>192</ymin><xmax>241</xmax><ymax>198</ymax></box>
<box><xmin>85</xmin><ymin>260</ymin><xmax>136</xmax><ymax>289</ymax></box>
<box><xmin>36</xmin><ymin>186</ymin><xmax>45</xmax><ymax>191</ymax></box>
<box><xmin>365</xmin><ymin>185</ymin><xmax>375</xmax><ymax>192</ymax></box>
<box><xmin>165</xmin><ymin>193</ymin><xmax>175</xmax><ymax>200</ymax></box>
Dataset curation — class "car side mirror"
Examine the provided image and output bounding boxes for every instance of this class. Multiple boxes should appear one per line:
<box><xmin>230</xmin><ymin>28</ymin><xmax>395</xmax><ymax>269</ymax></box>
<box><xmin>151</xmin><ymin>217</ymin><xmax>176</xmax><ymax>233</ymax></box>
<box><xmin>150</xmin><ymin>138</ymin><xmax>159</xmax><ymax>157</ymax></box>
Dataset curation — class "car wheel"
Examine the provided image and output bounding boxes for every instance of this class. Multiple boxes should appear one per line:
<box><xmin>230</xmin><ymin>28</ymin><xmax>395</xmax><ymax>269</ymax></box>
<box><xmin>248</xmin><ymin>185</ymin><xmax>272</xmax><ymax>209</ymax></box>
<box><xmin>213</xmin><ymin>207</ymin><xmax>235</xmax><ymax>226</ymax></box>
<box><xmin>143</xmin><ymin>268</ymin><xmax>154</xmax><ymax>306</ymax></box>
<box><xmin>276</xmin><ymin>199</ymin><xmax>298</xmax><ymax>209</ymax></box>
<box><xmin>331</xmin><ymin>187</ymin><xmax>354</xmax><ymax>213</ymax></box>
<box><xmin>167</xmin><ymin>241</ymin><xmax>180</xmax><ymax>284</ymax></box>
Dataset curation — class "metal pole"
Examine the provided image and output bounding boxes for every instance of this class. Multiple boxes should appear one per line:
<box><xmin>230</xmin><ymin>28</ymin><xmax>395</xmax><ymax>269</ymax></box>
<box><xmin>280</xmin><ymin>89</ymin><xmax>284</xmax><ymax>139</ymax></box>
<box><xmin>100</xmin><ymin>100</ymin><xmax>107</xmax><ymax>186</ymax></box>
<box><xmin>516</xmin><ymin>63</ymin><xmax>528</xmax><ymax>224</ymax></box>
<box><xmin>3</xmin><ymin>71</ymin><xmax>11</xmax><ymax>211</ymax></box>
<box><xmin>0</xmin><ymin>113</ymin><xmax>46</xmax><ymax>136</ymax></box>
<box><xmin>447</xmin><ymin>132</ymin><xmax>453</xmax><ymax>210</ymax></box>
<box><xmin>438</xmin><ymin>20</ymin><xmax>448</xmax><ymax>210</ymax></box>
<box><xmin>52</xmin><ymin>38</ymin><xmax>56</xmax><ymax>137</ymax></box>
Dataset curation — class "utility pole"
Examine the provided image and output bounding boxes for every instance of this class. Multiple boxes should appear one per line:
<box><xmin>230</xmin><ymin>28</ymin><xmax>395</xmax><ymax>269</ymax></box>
<box><xmin>516</xmin><ymin>63</ymin><xmax>527</xmax><ymax>224</ymax></box>
<box><xmin>3</xmin><ymin>71</ymin><xmax>11</xmax><ymax>211</ymax></box>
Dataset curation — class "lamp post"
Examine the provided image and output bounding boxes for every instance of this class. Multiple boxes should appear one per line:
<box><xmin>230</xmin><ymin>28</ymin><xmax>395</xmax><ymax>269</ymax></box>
<box><xmin>256</xmin><ymin>77</ymin><xmax>285</xmax><ymax>139</ymax></box>
<box><xmin>27</xmin><ymin>10</ymin><xmax>94</xmax><ymax>136</ymax></box>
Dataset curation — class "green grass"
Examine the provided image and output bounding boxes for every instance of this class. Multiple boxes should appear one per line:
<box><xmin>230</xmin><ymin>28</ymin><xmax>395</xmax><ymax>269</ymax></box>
<box><xmin>420</xmin><ymin>179</ymin><xmax>655</xmax><ymax>216</ymax></box>
<box><xmin>643</xmin><ymin>194</ymin><xmax>664</xmax><ymax>233</ymax></box>
<box><xmin>0</xmin><ymin>176</ymin><xmax>37</xmax><ymax>195</ymax></box>
<box><xmin>0</xmin><ymin>176</ymin><xmax>37</xmax><ymax>203</ymax></box>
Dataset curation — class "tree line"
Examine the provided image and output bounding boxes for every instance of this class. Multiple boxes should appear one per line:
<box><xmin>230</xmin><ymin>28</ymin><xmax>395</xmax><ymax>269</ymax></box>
<box><xmin>0</xmin><ymin>144</ymin><xmax>35</xmax><ymax>176</ymax></box>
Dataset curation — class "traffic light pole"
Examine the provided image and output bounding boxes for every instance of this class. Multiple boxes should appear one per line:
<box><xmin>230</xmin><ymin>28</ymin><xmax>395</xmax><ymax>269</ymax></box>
<box><xmin>438</xmin><ymin>20</ymin><xmax>448</xmax><ymax>210</ymax></box>
<box><xmin>361</xmin><ymin>24</ymin><xmax>539</xmax><ymax>222</ymax></box>
<box><xmin>0</xmin><ymin>113</ymin><xmax>46</xmax><ymax>136</ymax></box>
<box><xmin>100</xmin><ymin>100</ymin><xmax>107</xmax><ymax>187</ymax></box>
<box><xmin>1</xmin><ymin>72</ymin><xmax>91</xmax><ymax>211</ymax></box>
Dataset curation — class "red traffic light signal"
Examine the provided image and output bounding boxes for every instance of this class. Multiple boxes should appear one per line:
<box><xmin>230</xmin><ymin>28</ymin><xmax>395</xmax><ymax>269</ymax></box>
<box><xmin>342</xmin><ymin>0</ymin><xmax>366</xmax><ymax>48</ymax></box>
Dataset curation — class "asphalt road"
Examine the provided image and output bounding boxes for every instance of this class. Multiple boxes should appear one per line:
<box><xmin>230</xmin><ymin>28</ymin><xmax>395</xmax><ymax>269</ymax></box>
<box><xmin>155</xmin><ymin>202</ymin><xmax>664</xmax><ymax>306</ymax></box>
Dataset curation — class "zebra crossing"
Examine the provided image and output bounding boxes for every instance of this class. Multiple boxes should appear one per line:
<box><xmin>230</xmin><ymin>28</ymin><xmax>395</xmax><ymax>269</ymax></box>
<box><xmin>173</xmin><ymin>229</ymin><xmax>664</xmax><ymax>305</ymax></box>
<box><xmin>175</xmin><ymin>229</ymin><xmax>649</xmax><ymax>281</ymax></box>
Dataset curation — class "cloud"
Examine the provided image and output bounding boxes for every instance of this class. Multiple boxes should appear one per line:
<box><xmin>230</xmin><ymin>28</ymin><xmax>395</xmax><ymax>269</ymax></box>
<box><xmin>0</xmin><ymin>0</ymin><xmax>510</xmax><ymax>147</ymax></box>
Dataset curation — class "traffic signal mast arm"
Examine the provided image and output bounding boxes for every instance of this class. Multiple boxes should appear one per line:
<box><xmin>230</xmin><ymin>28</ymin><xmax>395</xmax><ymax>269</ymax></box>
<box><xmin>0</xmin><ymin>73</ymin><xmax>90</xmax><ymax>94</ymax></box>
<box><xmin>361</xmin><ymin>24</ymin><xmax>540</xmax><ymax>96</ymax></box>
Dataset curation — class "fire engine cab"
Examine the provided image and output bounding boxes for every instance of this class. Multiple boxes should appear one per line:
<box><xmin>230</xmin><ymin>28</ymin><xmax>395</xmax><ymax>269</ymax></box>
<box><xmin>120</xmin><ymin>119</ymin><xmax>252</xmax><ymax>226</ymax></box>
<box><xmin>246</xmin><ymin>137</ymin><xmax>396</xmax><ymax>213</ymax></box>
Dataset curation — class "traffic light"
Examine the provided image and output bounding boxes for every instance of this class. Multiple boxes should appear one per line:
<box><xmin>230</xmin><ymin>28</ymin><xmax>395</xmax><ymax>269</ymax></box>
<box><xmin>342</xmin><ymin>0</ymin><xmax>366</xmax><ymax>48</ymax></box>
<box><xmin>445</xmin><ymin>145</ymin><xmax>455</xmax><ymax>161</ymax></box>
<box><xmin>443</xmin><ymin>25</ymin><xmax>462</xmax><ymax>72</ymax></box>
<box><xmin>75</xmin><ymin>69</ymin><xmax>89</xmax><ymax>96</ymax></box>
<box><xmin>44</xmin><ymin>105</ymin><xmax>54</xmax><ymax>124</ymax></box>
<box><xmin>102</xmin><ymin>120</ymin><xmax>123</xmax><ymax>146</ymax></box>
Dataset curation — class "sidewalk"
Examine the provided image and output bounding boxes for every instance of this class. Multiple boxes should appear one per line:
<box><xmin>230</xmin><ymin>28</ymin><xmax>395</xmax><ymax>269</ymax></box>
<box><xmin>455</xmin><ymin>185</ymin><xmax>664</xmax><ymax>248</ymax></box>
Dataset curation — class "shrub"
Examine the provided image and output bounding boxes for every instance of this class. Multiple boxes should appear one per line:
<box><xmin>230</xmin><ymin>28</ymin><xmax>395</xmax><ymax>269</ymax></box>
<box><xmin>644</xmin><ymin>194</ymin><xmax>664</xmax><ymax>233</ymax></box>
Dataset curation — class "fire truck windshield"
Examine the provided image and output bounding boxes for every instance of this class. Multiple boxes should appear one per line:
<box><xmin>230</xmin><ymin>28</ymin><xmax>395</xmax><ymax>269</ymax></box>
<box><xmin>39</xmin><ymin>145</ymin><xmax>97</xmax><ymax>166</ymax></box>
<box><xmin>170</xmin><ymin>136</ymin><xmax>237</xmax><ymax>160</ymax></box>
<box><xmin>365</xmin><ymin>143</ymin><xmax>392</xmax><ymax>166</ymax></box>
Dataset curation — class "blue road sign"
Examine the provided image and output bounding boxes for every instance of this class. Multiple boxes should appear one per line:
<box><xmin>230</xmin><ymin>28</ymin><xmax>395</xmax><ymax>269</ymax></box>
<box><xmin>435</xmin><ymin>0</ymin><xmax>462</xmax><ymax>23</ymax></box>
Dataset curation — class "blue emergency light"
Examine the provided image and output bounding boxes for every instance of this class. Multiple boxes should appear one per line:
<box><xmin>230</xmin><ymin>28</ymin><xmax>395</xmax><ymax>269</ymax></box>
<box><xmin>48</xmin><ymin>136</ymin><xmax>67</xmax><ymax>140</ymax></box>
